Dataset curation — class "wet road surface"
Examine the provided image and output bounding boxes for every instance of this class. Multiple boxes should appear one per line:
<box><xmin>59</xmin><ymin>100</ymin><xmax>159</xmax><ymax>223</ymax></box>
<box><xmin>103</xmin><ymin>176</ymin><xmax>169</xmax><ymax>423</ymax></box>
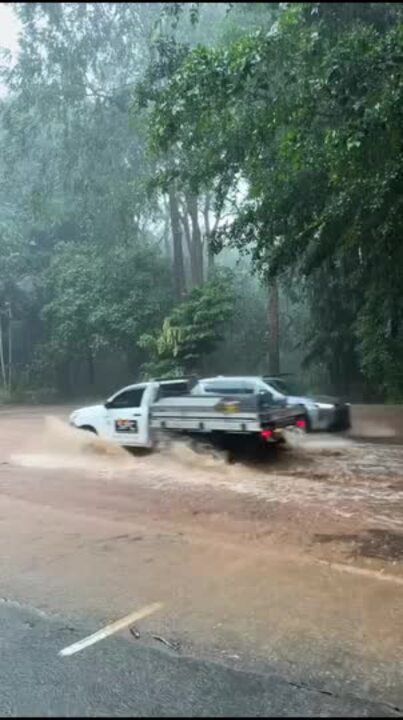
<box><xmin>0</xmin><ymin>407</ymin><xmax>403</xmax><ymax>715</ymax></box>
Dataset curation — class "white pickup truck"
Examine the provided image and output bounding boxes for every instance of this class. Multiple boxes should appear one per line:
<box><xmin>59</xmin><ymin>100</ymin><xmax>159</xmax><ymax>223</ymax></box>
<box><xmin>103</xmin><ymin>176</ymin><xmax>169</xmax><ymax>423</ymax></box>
<box><xmin>69</xmin><ymin>377</ymin><xmax>306</xmax><ymax>451</ymax></box>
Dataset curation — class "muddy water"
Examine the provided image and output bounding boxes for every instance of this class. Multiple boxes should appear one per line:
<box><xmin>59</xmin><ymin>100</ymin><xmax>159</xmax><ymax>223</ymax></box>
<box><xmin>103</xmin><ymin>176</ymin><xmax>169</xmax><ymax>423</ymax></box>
<box><xmin>11</xmin><ymin>416</ymin><xmax>134</xmax><ymax>473</ymax></box>
<box><xmin>9</xmin><ymin>416</ymin><xmax>403</xmax><ymax>534</ymax></box>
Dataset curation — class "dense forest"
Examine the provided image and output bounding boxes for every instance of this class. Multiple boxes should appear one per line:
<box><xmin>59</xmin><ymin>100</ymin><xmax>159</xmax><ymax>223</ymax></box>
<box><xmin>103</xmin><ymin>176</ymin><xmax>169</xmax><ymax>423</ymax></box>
<box><xmin>0</xmin><ymin>2</ymin><xmax>402</xmax><ymax>402</ymax></box>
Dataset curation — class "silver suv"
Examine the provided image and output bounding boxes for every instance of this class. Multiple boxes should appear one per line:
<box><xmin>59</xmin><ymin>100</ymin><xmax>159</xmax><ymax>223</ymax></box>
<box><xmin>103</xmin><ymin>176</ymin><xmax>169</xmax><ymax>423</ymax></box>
<box><xmin>193</xmin><ymin>376</ymin><xmax>351</xmax><ymax>432</ymax></box>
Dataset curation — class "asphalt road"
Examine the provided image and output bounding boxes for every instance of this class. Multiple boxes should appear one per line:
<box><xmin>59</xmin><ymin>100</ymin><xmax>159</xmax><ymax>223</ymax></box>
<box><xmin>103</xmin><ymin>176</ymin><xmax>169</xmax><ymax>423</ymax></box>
<box><xmin>1</xmin><ymin>600</ymin><xmax>400</xmax><ymax>718</ymax></box>
<box><xmin>1</xmin><ymin>408</ymin><xmax>403</xmax><ymax>716</ymax></box>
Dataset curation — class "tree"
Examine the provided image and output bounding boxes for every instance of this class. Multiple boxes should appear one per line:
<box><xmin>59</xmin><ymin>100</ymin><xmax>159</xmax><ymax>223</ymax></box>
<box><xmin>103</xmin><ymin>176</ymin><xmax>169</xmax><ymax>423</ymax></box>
<box><xmin>206</xmin><ymin>264</ymin><xmax>269</xmax><ymax>375</ymax></box>
<box><xmin>139</xmin><ymin>272</ymin><xmax>234</xmax><ymax>378</ymax></box>
<box><xmin>135</xmin><ymin>13</ymin><xmax>236</xmax><ymax>293</ymax></box>
<box><xmin>0</xmin><ymin>3</ymin><xmax>173</xmax><ymax>395</ymax></box>
<box><xmin>142</xmin><ymin>2</ymin><xmax>403</xmax><ymax>398</ymax></box>
<box><xmin>1</xmin><ymin>3</ymin><xmax>164</xmax><ymax>247</ymax></box>
<box><xmin>1</xmin><ymin>2</ymin><xmax>252</xmax><ymax>398</ymax></box>
<box><xmin>38</xmin><ymin>242</ymin><xmax>173</xmax><ymax>394</ymax></box>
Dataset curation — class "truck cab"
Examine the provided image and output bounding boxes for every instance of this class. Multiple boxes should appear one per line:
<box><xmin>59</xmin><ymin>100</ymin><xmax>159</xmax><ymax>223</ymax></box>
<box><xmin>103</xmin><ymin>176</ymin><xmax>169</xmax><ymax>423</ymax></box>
<box><xmin>69</xmin><ymin>379</ymin><xmax>190</xmax><ymax>447</ymax></box>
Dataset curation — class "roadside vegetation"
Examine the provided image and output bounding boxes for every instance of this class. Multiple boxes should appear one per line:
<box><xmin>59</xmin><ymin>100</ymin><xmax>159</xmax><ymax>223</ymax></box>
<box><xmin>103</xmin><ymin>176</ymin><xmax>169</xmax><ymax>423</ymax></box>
<box><xmin>0</xmin><ymin>2</ymin><xmax>402</xmax><ymax>402</ymax></box>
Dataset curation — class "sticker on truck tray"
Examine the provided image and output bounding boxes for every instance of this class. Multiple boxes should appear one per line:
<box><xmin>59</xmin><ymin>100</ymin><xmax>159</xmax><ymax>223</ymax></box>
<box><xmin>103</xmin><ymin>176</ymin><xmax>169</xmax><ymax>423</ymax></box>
<box><xmin>115</xmin><ymin>419</ymin><xmax>138</xmax><ymax>433</ymax></box>
<box><xmin>215</xmin><ymin>400</ymin><xmax>240</xmax><ymax>413</ymax></box>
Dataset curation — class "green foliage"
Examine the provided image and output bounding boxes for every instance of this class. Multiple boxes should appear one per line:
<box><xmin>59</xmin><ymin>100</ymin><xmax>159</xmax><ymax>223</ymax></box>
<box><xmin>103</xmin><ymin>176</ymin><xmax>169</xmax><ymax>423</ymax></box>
<box><xmin>39</xmin><ymin>242</ymin><xmax>173</xmax><ymax>369</ymax></box>
<box><xmin>143</xmin><ymin>2</ymin><xmax>403</xmax><ymax>398</ymax></box>
<box><xmin>3</xmin><ymin>2</ymin><xmax>403</xmax><ymax>400</ymax></box>
<box><xmin>356</xmin><ymin>291</ymin><xmax>403</xmax><ymax>402</ymax></box>
<box><xmin>0</xmin><ymin>3</ymin><xmax>176</xmax><ymax>393</ymax></box>
<box><xmin>1</xmin><ymin>2</ymin><xmax>254</xmax><ymax>397</ymax></box>
<box><xmin>140</xmin><ymin>273</ymin><xmax>234</xmax><ymax>377</ymax></box>
<box><xmin>2</xmin><ymin>4</ymin><xmax>159</xmax><ymax>249</ymax></box>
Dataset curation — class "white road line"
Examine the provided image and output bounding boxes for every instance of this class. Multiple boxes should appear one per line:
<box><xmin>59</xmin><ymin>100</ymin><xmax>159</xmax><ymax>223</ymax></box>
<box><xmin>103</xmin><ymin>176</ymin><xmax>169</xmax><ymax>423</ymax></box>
<box><xmin>59</xmin><ymin>602</ymin><xmax>163</xmax><ymax>657</ymax></box>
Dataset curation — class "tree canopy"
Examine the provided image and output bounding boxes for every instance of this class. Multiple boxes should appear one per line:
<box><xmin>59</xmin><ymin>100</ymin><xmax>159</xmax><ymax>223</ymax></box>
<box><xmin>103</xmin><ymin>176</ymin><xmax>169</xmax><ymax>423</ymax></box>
<box><xmin>142</xmin><ymin>2</ymin><xmax>403</xmax><ymax>398</ymax></box>
<box><xmin>139</xmin><ymin>272</ymin><xmax>234</xmax><ymax>378</ymax></box>
<box><xmin>0</xmin><ymin>2</ymin><xmax>402</xmax><ymax>400</ymax></box>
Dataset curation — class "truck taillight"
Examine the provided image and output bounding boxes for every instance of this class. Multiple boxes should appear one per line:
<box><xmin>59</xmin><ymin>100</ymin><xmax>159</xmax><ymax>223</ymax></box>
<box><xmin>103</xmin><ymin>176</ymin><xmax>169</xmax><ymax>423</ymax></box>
<box><xmin>261</xmin><ymin>429</ymin><xmax>273</xmax><ymax>439</ymax></box>
<box><xmin>296</xmin><ymin>418</ymin><xmax>306</xmax><ymax>429</ymax></box>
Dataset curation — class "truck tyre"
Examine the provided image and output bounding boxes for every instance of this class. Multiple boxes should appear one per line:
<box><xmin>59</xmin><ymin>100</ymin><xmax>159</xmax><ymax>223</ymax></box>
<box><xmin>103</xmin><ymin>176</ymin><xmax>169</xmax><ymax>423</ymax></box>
<box><xmin>78</xmin><ymin>425</ymin><xmax>97</xmax><ymax>435</ymax></box>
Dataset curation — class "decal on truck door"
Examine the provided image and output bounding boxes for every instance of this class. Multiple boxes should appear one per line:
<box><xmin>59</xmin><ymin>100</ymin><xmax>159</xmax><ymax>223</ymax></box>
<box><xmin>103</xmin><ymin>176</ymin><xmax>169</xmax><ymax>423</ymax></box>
<box><xmin>115</xmin><ymin>419</ymin><xmax>138</xmax><ymax>433</ymax></box>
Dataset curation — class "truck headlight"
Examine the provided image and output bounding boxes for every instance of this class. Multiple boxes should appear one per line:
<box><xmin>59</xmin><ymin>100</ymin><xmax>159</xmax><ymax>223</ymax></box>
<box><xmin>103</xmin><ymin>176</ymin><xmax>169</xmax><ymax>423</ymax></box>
<box><xmin>315</xmin><ymin>403</ymin><xmax>334</xmax><ymax>410</ymax></box>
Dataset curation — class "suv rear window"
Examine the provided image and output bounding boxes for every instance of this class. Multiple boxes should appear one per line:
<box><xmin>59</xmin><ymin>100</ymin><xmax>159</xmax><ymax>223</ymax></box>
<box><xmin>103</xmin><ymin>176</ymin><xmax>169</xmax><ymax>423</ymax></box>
<box><xmin>203</xmin><ymin>381</ymin><xmax>254</xmax><ymax>395</ymax></box>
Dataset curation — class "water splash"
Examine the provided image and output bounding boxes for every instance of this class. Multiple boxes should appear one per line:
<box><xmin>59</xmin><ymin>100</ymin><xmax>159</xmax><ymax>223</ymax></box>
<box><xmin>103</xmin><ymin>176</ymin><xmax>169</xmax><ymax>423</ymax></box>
<box><xmin>8</xmin><ymin>416</ymin><xmax>403</xmax><ymax>530</ymax></box>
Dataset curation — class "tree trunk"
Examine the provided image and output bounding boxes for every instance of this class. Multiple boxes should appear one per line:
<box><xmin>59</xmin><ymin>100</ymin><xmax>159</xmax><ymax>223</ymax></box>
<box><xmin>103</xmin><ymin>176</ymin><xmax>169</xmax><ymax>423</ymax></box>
<box><xmin>179</xmin><ymin>202</ymin><xmax>196</xmax><ymax>289</ymax></box>
<box><xmin>162</xmin><ymin>196</ymin><xmax>171</xmax><ymax>258</ymax></box>
<box><xmin>203</xmin><ymin>195</ymin><xmax>215</xmax><ymax>277</ymax></box>
<box><xmin>186</xmin><ymin>193</ymin><xmax>204</xmax><ymax>286</ymax></box>
<box><xmin>7</xmin><ymin>303</ymin><xmax>12</xmax><ymax>391</ymax></box>
<box><xmin>163</xmin><ymin>220</ymin><xmax>170</xmax><ymax>258</ymax></box>
<box><xmin>207</xmin><ymin>248</ymin><xmax>215</xmax><ymax>276</ymax></box>
<box><xmin>0</xmin><ymin>313</ymin><xmax>6</xmax><ymax>389</ymax></box>
<box><xmin>268</xmin><ymin>280</ymin><xmax>280</xmax><ymax>375</ymax></box>
<box><xmin>168</xmin><ymin>184</ymin><xmax>186</xmax><ymax>300</ymax></box>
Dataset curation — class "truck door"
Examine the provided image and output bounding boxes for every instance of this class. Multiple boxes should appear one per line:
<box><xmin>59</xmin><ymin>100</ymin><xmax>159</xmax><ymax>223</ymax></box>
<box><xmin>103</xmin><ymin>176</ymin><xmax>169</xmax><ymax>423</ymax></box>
<box><xmin>105</xmin><ymin>385</ymin><xmax>148</xmax><ymax>446</ymax></box>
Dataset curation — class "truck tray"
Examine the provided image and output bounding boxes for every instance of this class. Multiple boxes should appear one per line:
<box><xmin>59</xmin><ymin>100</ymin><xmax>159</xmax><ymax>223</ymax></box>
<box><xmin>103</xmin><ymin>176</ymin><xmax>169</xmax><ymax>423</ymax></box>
<box><xmin>150</xmin><ymin>393</ymin><xmax>303</xmax><ymax>434</ymax></box>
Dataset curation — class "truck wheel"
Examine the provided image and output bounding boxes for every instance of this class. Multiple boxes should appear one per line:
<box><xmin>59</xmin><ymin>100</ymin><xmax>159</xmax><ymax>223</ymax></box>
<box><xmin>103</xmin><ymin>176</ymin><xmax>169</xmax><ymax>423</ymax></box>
<box><xmin>226</xmin><ymin>450</ymin><xmax>236</xmax><ymax>464</ymax></box>
<box><xmin>78</xmin><ymin>425</ymin><xmax>97</xmax><ymax>435</ymax></box>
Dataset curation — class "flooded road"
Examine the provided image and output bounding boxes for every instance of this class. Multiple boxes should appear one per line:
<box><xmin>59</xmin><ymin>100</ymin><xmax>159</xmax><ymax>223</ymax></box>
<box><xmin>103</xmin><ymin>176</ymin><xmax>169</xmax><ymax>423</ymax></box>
<box><xmin>0</xmin><ymin>406</ymin><xmax>403</xmax><ymax>709</ymax></box>
<box><xmin>9</xmin><ymin>413</ymin><xmax>403</xmax><ymax>562</ymax></box>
